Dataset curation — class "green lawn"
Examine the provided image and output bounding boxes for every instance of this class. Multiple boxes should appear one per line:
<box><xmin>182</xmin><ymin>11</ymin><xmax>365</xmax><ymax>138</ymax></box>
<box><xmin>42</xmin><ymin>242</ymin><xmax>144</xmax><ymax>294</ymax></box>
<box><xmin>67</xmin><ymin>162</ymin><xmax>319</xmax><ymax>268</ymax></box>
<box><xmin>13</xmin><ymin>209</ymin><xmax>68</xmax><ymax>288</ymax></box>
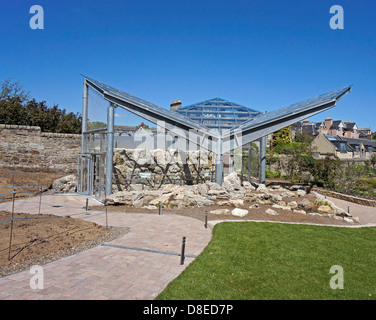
<box><xmin>157</xmin><ymin>222</ymin><xmax>376</xmax><ymax>300</ymax></box>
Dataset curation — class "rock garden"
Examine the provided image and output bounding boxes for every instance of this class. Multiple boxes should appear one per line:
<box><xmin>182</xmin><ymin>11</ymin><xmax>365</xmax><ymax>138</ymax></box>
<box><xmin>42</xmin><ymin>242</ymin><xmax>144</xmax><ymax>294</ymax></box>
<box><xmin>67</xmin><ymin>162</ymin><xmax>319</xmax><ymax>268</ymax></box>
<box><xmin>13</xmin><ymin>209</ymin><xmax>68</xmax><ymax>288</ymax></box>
<box><xmin>104</xmin><ymin>172</ymin><xmax>359</xmax><ymax>226</ymax></box>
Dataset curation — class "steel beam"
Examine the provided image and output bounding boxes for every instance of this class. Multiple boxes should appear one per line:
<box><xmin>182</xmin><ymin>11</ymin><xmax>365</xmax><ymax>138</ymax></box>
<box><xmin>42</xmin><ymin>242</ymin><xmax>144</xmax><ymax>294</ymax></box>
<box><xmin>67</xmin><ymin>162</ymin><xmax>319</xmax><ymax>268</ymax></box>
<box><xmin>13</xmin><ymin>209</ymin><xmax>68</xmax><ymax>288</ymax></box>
<box><xmin>259</xmin><ymin>136</ymin><xmax>266</xmax><ymax>184</ymax></box>
<box><xmin>105</xmin><ymin>103</ymin><xmax>115</xmax><ymax>196</ymax></box>
<box><xmin>247</xmin><ymin>142</ymin><xmax>252</xmax><ymax>182</ymax></box>
<box><xmin>215</xmin><ymin>139</ymin><xmax>224</xmax><ymax>185</ymax></box>
<box><xmin>81</xmin><ymin>79</ymin><xmax>88</xmax><ymax>152</ymax></box>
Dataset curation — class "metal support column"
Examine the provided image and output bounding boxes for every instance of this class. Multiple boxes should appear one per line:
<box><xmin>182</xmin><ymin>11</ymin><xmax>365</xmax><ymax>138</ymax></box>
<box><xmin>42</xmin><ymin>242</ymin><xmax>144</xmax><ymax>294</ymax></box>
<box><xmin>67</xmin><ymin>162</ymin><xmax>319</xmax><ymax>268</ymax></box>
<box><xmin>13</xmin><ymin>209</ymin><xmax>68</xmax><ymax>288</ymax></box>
<box><xmin>105</xmin><ymin>103</ymin><xmax>115</xmax><ymax>196</ymax></box>
<box><xmin>259</xmin><ymin>136</ymin><xmax>266</xmax><ymax>184</ymax></box>
<box><xmin>81</xmin><ymin>79</ymin><xmax>88</xmax><ymax>152</ymax></box>
<box><xmin>215</xmin><ymin>139</ymin><xmax>224</xmax><ymax>185</ymax></box>
<box><xmin>247</xmin><ymin>142</ymin><xmax>252</xmax><ymax>182</ymax></box>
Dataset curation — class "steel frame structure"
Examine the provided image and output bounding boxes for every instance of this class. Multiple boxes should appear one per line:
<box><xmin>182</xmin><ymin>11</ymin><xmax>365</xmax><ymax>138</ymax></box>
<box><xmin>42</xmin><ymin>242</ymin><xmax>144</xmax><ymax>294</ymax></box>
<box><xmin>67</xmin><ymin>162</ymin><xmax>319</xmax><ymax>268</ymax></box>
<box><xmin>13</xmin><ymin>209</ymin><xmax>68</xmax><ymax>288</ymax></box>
<box><xmin>78</xmin><ymin>76</ymin><xmax>351</xmax><ymax>198</ymax></box>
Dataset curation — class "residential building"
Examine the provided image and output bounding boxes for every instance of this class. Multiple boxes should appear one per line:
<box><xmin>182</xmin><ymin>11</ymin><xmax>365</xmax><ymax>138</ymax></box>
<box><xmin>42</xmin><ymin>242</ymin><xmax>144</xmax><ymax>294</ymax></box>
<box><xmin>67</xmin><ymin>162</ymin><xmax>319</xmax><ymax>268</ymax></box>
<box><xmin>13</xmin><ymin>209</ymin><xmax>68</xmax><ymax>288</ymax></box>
<box><xmin>311</xmin><ymin>133</ymin><xmax>376</xmax><ymax>160</ymax></box>
<box><xmin>297</xmin><ymin>117</ymin><xmax>372</xmax><ymax>139</ymax></box>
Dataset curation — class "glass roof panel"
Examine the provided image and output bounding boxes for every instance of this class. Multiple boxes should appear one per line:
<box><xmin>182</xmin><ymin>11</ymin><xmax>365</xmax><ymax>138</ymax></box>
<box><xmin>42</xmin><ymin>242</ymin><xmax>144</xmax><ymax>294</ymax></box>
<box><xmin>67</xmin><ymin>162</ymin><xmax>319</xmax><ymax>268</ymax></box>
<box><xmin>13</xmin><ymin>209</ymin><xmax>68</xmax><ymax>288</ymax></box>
<box><xmin>233</xmin><ymin>86</ymin><xmax>352</xmax><ymax>132</ymax></box>
<box><xmin>175</xmin><ymin>98</ymin><xmax>262</xmax><ymax>131</ymax></box>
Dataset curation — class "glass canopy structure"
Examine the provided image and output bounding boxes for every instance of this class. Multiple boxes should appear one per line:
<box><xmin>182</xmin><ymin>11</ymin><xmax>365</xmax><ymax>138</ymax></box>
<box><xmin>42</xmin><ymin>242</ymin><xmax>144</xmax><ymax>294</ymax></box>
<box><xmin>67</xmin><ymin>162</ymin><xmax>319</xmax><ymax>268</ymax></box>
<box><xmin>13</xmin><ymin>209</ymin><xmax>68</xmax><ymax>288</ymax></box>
<box><xmin>175</xmin><ymin>98</ymin><xmax>262</xmax><ymax>131</ymax></box>
<box><xmin>79</xmin><ymin>76</ymin><xmax>352</xmax><ymax>197</ymax></box>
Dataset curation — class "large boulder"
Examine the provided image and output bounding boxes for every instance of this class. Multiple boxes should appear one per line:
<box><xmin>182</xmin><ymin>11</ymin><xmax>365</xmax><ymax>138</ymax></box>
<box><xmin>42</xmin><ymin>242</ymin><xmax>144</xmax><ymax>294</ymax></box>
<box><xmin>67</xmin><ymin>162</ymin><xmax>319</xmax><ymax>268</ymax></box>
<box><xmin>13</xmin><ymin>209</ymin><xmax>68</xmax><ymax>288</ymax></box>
<box><xmin>106</xmin><ymin>191</ymin><xmax>143</xmax><ymax>205</ymax></box>
<box><xmin>223</xmin><ymin>172</ymin><xmax>242</xmax><ymax>191</ymax></box>
<box><xmin>231</xmin><ymin>208</ymin><xmax>248</xmax><ymax>217</ymax></box>
<box><xmin>183</xmin><ymin>194</ymin><xmax>214</xmax><ymax>207</ymax></box>
<box><xmin>52</xmin><ymin>174</ymin><xmax>77</xmax><ymax>193</ymax></box>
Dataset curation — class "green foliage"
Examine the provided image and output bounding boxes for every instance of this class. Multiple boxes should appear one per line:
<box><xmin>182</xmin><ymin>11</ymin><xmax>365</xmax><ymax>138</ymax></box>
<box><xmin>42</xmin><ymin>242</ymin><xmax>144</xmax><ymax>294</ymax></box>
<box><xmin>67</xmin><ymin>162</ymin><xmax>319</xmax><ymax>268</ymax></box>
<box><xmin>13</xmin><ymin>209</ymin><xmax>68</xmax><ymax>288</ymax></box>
<box><xmin>294</xmin><ymin>132</ymin><xmax>315</xmax><ymax>144</ymax></box>
<box><xmin>371</xmin><ymin>154</ymin><xmax>376</xmax><ymax>169</ymax></box>
<box><xmin>311</xmin><ymin>158</ymin><xmax>371</xmax><ymax>196</ymax></box>
<box><xmin>0</xmin><ymin>79</ymin><xmax>81</xmax><ymax>134</ymax></box>
<box><xmin>314</xmin><ymin>200</ymin><xmax>331</xmax><ymax>207</ymax></box>
<box><xmin>0</xmin><ymin>78</ymin><xmax>30</xmax><ymax>102</ymax></box>
<box><xmin>311</xmin><ymin>157</ymin><xmax>341</xmax><ymax>190</ymax></box>
<box><xmin>282</xmin><ymin>142</ymin><xmax>315</xmax><ymax>183</ymax></box>
<box><xmin>272</xmin><ymin>126</ymin><xmax>291</xmax><ymax>148</ymax></box>
<box><xmin>274</xmin><ymin>141</ymin><xmax>307</xmax><ymax>155</ymax></box>
<box><xmin>88</xmin><ymin>121</ymin><xmax>106</xmax><ymax>130</ymax></box>
<box><xmin>266</xmin><ymin>169</ymin><xmax>281</xmax><ymax>178</ymax></box>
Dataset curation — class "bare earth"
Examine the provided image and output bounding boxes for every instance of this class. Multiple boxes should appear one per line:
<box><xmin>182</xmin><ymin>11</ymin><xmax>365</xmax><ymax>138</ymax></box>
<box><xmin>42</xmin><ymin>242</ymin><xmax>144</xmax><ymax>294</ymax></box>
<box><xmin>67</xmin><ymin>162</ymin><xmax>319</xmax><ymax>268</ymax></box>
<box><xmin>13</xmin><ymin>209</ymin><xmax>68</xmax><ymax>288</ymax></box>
<box><xmin>0</xmin><ymin>211</ymin><xmax>127</xmax><ymax>277</ymax></box>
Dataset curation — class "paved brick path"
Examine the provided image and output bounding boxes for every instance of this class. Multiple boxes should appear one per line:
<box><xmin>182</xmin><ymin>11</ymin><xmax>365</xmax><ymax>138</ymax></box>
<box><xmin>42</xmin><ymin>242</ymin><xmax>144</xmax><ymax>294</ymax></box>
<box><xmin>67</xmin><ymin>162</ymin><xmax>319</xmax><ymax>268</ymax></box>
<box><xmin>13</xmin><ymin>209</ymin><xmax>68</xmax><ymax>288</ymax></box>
<box><xmin>0</xmin><ymin>194</ymin><xmax>212</xmax><ymax>300</ymax></box>
<box><xmin>327</xmin><ymin>196</ymin><xmax>376</xmax><ymax>226</ymax></box>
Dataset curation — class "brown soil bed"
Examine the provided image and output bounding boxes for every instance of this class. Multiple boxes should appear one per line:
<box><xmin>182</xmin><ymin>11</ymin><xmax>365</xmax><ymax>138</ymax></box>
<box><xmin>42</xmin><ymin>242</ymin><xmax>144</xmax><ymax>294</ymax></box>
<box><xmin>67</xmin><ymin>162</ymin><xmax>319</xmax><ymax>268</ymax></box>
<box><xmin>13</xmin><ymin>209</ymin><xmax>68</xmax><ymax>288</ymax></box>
<box><xmin>0</xmin><ymin>168</ymin><xmax>65</xmax><ymax>202</ymax></box>
<box><xmin>103</xmin><ymin>192</ymin><xmax>350</xmax><ymax>227</ymax></box>
<box><xmin>0</xmin><ymin>211</ymin><xmax>128</xmax><ymax>277</ymax></box>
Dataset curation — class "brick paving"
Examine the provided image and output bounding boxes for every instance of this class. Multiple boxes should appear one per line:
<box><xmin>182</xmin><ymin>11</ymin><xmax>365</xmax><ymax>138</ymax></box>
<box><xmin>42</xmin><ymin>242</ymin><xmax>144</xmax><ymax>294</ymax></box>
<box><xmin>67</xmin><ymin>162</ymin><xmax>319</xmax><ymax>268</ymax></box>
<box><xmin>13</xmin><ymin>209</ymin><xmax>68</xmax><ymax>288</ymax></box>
<box><xmin>327</xmin><ymin>196</ymin><xmax>376</xmax><ymax>226</ymax></box>
<box><xmin>0</xmin><ymin>194</ymin><xmax>212</xmax><ymax>300</ymax></box>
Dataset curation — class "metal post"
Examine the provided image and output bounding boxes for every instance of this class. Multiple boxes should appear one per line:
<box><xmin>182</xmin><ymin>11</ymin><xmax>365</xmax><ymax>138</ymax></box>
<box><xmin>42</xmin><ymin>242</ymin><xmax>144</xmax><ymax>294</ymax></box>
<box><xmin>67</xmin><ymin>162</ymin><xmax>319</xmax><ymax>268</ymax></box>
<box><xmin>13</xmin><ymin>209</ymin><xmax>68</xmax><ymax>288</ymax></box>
<box><xmin>248</xmin><ymin>142</ymin><xmax>252</xmax><ymax>182</ymax></box>
<box><xmin>180</xmin><ymin>236</ymin><xmax>186</xmax><ymax>265</ymax></box>
<box><xmin>215</xmin><ymin>139</ymin><xmax>224</xmax><ymax>186</ymax></box>
<box><xmin>105</xmin><ymin>206</ymin><xmax>108</xmax><ymax>229</ymax></box>
<box><xmin>81</xmin><ymin>79</ymin><xmax>89</xmax><ymax>152</ymax></box>
<box><xmin>8</xmin><ymin>190</ymin><xmax>16</xmax><ymax>260</ymax></box>
<box><xmin>105</xmin><ymin>103</ymin><xmax>115</xmax><ymax>196</ymax></box>
<box><xmin>159</xmin><ymin>201</ymin><xmax>162</xmax><ymax>215</ymax></box>
<box><xmin>259</xmin><ymin>136</ymin><xmax>266</xmax><ymax>184</ymax></box>
<box><xmin>204</xmin><ymin>210</ymin><xmax>208</xmax><ymax>229</ymax></box>
<box><xmin>38</xmin><ymin>186</ymin><xmax>42</xmax><ymax>214</ymax></box>
<box><xmin>86</xmin><ymin>198</ymin><xmax>89</xmax><ymax>211</ymax></box>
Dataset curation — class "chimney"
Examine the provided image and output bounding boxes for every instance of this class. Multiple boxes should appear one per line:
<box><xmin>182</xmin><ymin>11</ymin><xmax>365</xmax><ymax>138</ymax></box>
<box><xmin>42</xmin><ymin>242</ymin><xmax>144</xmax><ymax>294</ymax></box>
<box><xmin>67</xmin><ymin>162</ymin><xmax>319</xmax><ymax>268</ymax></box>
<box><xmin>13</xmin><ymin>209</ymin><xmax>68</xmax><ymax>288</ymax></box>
<box><xmin>170</xmin><ymin>100</ymin><xmax>182</xmax><ymax>111</ymax></box>
<box><xmin>324</xmin><ymin>117</ymin><xmax>333</xmax><ymax>130</ymax></box>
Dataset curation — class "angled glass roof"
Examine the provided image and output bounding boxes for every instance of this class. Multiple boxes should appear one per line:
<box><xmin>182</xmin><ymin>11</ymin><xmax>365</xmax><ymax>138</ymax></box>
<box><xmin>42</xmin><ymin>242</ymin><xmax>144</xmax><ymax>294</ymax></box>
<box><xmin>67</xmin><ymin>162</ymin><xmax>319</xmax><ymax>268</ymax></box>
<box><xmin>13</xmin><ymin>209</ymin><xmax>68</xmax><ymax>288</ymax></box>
<box><xmin>232</xmin><ymin>86</ymin><xmax>352</xmax><ymax>133</ymax></box>
<box><xmin>82</xmin><ymin>76</ymin><xmax>351</xmax><ymax>153</ymax></box>
<box><xmin>84</xmin><ymin>76</ymin><xmax>214</xmax><ymax>135</ymax></box>
<box><xmin>174</xmin><ymin>98</ymin><xmax>262</xmax><ymax>131</ymax></box>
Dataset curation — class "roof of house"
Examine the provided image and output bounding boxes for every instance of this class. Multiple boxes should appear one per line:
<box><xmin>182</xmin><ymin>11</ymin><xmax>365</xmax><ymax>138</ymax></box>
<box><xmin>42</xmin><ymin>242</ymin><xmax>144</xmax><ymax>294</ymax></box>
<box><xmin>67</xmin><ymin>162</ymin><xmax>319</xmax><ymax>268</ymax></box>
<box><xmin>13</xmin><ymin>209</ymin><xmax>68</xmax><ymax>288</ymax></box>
<box><xmin>324</xmin><ymin>134</ymin><xmax>376</xmax><ymax>152</ymax></box>
<box><xmin>330</xmin><ymin>120</ymin><xmax>343</xmax><ymax>129</ymax></box>
<box><xmin>344</xmin><ymin>122</ymin><xmax>357</xmax><ymax>130</ymax></box>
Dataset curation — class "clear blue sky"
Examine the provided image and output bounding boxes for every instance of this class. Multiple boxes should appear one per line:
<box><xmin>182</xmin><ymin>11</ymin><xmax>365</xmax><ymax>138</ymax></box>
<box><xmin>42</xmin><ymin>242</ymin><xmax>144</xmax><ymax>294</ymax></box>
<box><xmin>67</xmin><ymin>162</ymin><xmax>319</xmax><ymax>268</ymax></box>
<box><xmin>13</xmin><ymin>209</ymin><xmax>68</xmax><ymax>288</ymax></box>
<box><xmin>1</xmin><ymin>0</ymin><xmax>375</xmax><ymax>130</ymax></box>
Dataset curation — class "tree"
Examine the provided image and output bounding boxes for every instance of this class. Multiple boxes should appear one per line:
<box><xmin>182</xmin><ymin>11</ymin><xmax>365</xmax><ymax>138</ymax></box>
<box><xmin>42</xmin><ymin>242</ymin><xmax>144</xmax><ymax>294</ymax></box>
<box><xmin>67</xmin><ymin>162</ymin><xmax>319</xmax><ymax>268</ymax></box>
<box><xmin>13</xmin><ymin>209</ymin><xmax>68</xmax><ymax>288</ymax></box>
<box><xmin>0</xmin><ymin>79</ymin><xmax>81</xmax><ymax>133</ymax></box>
<box><xmin>272</xmin><ymin>126</ymin><xmax>291</xmax><ymax>148</ymax></box>
<box><xmin>0</xmin><ymin>78</ymin><xmax>29</xmax><ymax>103</ymax></box>
<box><xmin>371</xmin><ymin>154</ymin><xmax>376</xmax><ymax>169</ymax></box>
<box><xmin>294</xmin><ymin>132</ymin><xmax>315</xmax><ymax>144</ymax></box>
<box><xmin>88</xmin><ymin>121</ymin><xmax>106</xmax><ymax>130</ymax></box>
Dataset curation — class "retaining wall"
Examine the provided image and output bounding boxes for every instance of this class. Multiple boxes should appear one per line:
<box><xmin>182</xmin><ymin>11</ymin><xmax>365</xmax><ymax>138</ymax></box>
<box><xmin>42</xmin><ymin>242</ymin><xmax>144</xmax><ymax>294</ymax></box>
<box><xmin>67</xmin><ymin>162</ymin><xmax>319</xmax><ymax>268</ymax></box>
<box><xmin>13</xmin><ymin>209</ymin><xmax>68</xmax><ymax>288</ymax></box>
<box><xmin>0</xmin><ymin>124</ymin><xmax>81</xmax><ymax>173</ymax></box>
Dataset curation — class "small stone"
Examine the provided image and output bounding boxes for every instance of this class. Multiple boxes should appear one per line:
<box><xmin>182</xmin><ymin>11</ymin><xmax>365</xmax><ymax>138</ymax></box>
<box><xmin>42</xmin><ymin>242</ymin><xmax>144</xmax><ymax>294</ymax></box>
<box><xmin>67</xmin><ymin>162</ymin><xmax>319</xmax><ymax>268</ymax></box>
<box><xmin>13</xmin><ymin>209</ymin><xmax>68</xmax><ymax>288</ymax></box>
<box><xmin>229</xmin><ymin>199</ymin><xmax>244</xmax><ymax>207</ymax></box>
<box><xmin>270</xmin><ymin>194</ymin><xmax>283</xmax><ymax>202</ymax></box>
<box><xmin>296</xmin><ymin>190</ymin><xmax>306</xmax><ymax>197</ymax></box>
<box><xmin>272</xmin><ymin>204</ymin><xmax>291</xmax><ymax>211</ymax></box>
<box><xmin>317</xmin><ymin>205</ymin><xmax>333</xmax><ymax>214</ymax></box>
<box><xmin>266</xmin><ymin>208</ymin><xmax>278</xmax><ymax>216</ymax></box>
<box><xmin>280</xmin><ymin>191</ymin><xmax>295</xmax><ymax>198</ymax></box>
<box><xmin>287</xmin><ymin>201</ymin><xmax>298</xmax><ymax>209</ymax></box>
<box><xmin>293</xmin><ymin>209</ymin><xmax>306</xmax><ymax>215</ymax></box>
<box><xmin>210</xmin><ymin>209</ymin><xmax>230</xmax><ymax>215</ymax></box>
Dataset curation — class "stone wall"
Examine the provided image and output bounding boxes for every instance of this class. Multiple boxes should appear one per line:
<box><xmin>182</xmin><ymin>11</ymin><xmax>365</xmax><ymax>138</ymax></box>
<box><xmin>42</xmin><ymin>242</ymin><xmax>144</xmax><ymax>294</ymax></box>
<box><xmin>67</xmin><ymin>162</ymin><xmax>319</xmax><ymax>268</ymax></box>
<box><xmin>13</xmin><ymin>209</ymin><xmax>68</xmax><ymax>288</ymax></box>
<box><xmin>0</xmin><ymin>124</ymin><xmax>81</xmax><ymax>173</ymax></box>
<box><xmin>112</xmin><ymin>148</ymin><xmax>216</xmax><ymax>191</ymax></box>
<box><xmin>312</xmin><ymin>187</ymin><xmax>376</xmax><ymax>207</ymax></box>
